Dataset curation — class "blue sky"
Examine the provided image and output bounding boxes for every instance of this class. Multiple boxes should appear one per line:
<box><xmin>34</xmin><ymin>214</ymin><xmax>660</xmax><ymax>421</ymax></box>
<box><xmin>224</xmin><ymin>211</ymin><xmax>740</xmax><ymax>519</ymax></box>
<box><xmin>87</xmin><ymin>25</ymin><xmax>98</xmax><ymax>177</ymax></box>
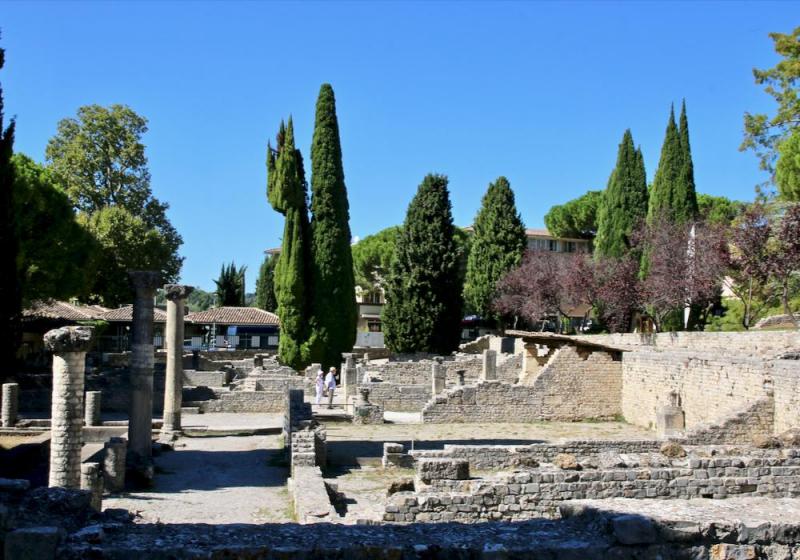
<box><xmin>2</xmin><ymin>1</ymin><xmax>796</xmax><ymax>292</ymax></box>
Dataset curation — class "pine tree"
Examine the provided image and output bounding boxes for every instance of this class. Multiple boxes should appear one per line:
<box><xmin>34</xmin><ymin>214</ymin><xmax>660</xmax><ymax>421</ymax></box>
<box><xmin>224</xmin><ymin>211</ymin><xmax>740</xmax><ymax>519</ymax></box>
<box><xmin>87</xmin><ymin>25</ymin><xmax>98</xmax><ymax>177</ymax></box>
<box><xmin>463</xmin><ymin>176</ymin><xmax>526</xmax><ymax>321</ymax></box>
<box><xmin>0</xmin><ymin>42</ymin><xmax>19</xmax><ymax>375</ymax></box>
<box><xmin>307</xmin><ymin>84</ymin><xmax>357</xmax><ymax>368</ymax></box>
<box><xmin>255</xmin><ymin>254</ymin><xmax>278</xmax><ymax>312</ymax></box>
<box><xmin>595</xmin><ymin>130</ymin><xmax>649</xmax><ymax>258</ymax></box>
<box><xmin>677</xmin><ymin>100</ymin><xmax>699</xmax><ymax>222</ymax></box>
<box><xmin>383</xmin><ymin>174</ymin><xmax>463</xmax><ymax>354</ymax></box>
<box><xmin>267</xmin><ymin>118</ymin><xmax>312</xmax><ymax>370</ymax></box>
<box><xmin>214</xmin><ymin>262</ymin><xmax>246</xmax><ymax>306</ymax></box>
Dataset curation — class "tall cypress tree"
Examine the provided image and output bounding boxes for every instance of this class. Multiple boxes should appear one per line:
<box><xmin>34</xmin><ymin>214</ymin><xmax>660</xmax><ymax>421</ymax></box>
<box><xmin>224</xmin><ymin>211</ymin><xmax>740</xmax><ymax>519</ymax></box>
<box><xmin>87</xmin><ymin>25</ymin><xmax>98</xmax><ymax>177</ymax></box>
<box><xmin>383</xmin><ymin>174</ymin><xmax>463</xmax><ymax>354</ymax></box>
<box><xmin>677</xmin><ymin>100</ymin><xmax>699</xmax><ymax>222</ymax></box>
<box><xmin>0</xmin><ymin>42</ymin><xmax>19</xmax><ymax>376</ymax></box>
<box><xmin>255</xmin><ymin>254</ymin><xmax>278</xmax><ymax>312</ymax></box>
<box><xmin>307</xmin><ymin>84</ymin><xmax>357</xmax><ymax>368</ymax></box>
<box><xmin>595</xmin><ymin>130</ymin><xmax>649</xmax><ymax>258</ymax></box>
<box><xmin>214</xmin><ymin>262</ymin><xmax>246</xmax><ymax>306</ymax></box>
<box><xmin>267</xmin><ymin>118</ymin><xmax>312</xmax><ymax>370</ymax></box>
<box><xmin>648</xmin><ymin>106</ymin><xmax>685</xmax><ymax>222</ymax></box>
<box><xmin>463</xmin><ymin>176</ymin><xmax>526</xmax><ymax>321</ymax></box>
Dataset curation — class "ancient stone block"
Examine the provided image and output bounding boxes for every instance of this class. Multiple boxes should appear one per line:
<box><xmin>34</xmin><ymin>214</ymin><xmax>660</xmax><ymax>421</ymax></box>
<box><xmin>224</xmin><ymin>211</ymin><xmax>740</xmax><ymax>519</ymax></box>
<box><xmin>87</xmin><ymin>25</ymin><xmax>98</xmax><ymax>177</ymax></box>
<box><xmin>4</xmin><ymin>526</ymin><xmax>61</xmax><ymax>560</ymax></box>
<box><xmin>660</xmin><ymin>441</ymin><xmax>687</xmax><ymax>458</ymax></box>
<box><xmin>416</xmin><ymin>459</ymin><xmax>469</xmax><ymax>483</ymax></box>
<box><xmin>612</xmin><ymin>514</ymin><xmax>657</xmax><ymax>545</ymax></box>
<box><xmin>553</xmin><ymin>453</ymin><xmax>579</xmax><ymax>470</ymax></box>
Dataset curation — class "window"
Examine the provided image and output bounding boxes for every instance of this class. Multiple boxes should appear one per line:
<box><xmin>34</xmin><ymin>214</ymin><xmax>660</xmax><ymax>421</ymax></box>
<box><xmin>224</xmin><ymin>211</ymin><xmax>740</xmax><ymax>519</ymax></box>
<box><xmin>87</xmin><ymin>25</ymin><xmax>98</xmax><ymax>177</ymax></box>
<box><xmin>363</xmin><ymin>291</ymin><xmax>383</xmax><ymax>304</ymax></box>
<box><xmin>367</xmin><ymin>320</ymin><xmax>382</xmax><ymax>332</ymax></box>
<box><xmin>565</xmin><ymin>241</ymin><xmax>576</xmax><ymax>253</ymax></box>
<box><xmin>548</xmin><ymin>239</ymin><xmax>559</xmax><ymax>252</ymax></box>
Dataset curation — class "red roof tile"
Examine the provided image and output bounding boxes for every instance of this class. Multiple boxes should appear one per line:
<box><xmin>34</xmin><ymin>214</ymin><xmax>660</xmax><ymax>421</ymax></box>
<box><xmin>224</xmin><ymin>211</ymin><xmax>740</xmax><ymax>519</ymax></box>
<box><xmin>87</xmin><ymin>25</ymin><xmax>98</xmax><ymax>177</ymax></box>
<box><xmin>185</xmin><ymin>307</ymin><xmax>280</xmax><ymax>326</ymax></box>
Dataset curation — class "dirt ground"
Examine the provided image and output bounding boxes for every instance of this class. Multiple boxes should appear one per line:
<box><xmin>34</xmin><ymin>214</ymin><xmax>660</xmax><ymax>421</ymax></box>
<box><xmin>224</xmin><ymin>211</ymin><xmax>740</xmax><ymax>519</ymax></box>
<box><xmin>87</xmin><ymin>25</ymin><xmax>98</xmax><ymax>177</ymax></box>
<box><xmin>104</xmin><ymin>434</ymin><xmax>292</xmax><ymax>524</ymax></box>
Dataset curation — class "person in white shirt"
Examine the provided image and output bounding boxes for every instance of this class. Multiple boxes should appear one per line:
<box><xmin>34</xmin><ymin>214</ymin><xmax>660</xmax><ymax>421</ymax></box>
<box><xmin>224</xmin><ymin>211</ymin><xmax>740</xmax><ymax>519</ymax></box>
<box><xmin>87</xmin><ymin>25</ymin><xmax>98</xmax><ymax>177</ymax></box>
<box><xmin>324</xmin><ymin>367</ymin><xmax>337</xmax><ymax>409</ymax></box>
<box><xmin>314</xmin><ymin>369</ymin><xmax>325</xmax><ymax>405</ymax></box>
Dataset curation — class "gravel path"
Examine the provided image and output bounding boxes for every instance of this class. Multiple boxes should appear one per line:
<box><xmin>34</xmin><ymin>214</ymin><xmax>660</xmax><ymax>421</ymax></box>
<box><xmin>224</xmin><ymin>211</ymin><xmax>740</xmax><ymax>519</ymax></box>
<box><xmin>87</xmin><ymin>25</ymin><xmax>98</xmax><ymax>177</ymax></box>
<box><xmin>104</xmin><ymin>434</ymin><xmax>291</xmax><ymax>524</ymax></box>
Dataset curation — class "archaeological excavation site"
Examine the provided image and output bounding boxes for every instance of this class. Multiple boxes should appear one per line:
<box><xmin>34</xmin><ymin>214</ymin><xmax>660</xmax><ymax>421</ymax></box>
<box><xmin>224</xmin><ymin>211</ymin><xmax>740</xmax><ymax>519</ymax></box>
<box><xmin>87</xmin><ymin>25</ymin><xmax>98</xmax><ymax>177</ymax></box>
<box><xmin>2</xmin><ymin>286</ymin><xmax>800</xmax><ymax>559</ymax></box>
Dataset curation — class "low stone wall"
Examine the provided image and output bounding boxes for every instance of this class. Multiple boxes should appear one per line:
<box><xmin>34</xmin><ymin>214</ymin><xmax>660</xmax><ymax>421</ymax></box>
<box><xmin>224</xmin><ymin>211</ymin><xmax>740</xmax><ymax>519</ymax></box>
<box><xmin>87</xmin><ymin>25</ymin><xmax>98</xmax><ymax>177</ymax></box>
<box><xmin>385</xmin><ymin>449</ymin><xmax>800</xmax><ymax>522</ymax></box>
<box><xmin>421</xmin><ymin>375</ymin><xmax>621</xmax><ymax>424</ymax></box>
<box><xmin>372</xmin><ymin>353</ymin><xmax>521</xmax><ymax>386</ymax></box>
<box><xmin>411</xmin><ymin>440</ymin><xmax>662</xmax><ymax>471</ymax></box>
<box><xmin>358</xmin><ymin>382</ymin><xmax>430</xmax><ymax>412</ymax></box>
<box><xmin>575</xmin><ymin>330</ymin><xmax>800</xmax><ymax>357</ymax></box>
<box><xmin>677</xmin><ymin>397</ymin><xmax>775</xmax><ymax>445</ymax></box>
<box><xmin>190</xmin><ymin>390</ymin><xmax>285</xmax><ymax>413</ymax></box>
<box><xmin>183</xmin><ymin>370</ymin><xmax>228</xmax><ymax>387</ymax></box>
<box><xmin>621</xmin><ymin>350</ymin><xmax>777</xmax><ymax>432</ymax></box>
<box><xmin>773</xmin><ymin>360</ymin><xmax>800</xmax><ymax>434</ymax></box>
<box><xmin>288</xmin><ymin>466</ymin><xmax>337</xmax><ymax>524</ymax></box>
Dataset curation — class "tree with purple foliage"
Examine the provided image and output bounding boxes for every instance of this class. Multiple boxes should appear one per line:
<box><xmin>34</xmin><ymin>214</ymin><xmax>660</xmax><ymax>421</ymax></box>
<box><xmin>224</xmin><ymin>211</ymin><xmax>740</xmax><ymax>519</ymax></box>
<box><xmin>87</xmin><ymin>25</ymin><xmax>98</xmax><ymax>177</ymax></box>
<box><xmin>772</xmin><ymin>203</ymin><xmax>800</xmax><ymax>325</ymax></box>
<box><xmin>727</xmin><ymin>204</ymin><xmax>777</xmax><ymax>329</ymax></box>
<box><xmin>639</xmin><ymin>214</ymin><xmax>728</xmax><ymax>331</ymax></box>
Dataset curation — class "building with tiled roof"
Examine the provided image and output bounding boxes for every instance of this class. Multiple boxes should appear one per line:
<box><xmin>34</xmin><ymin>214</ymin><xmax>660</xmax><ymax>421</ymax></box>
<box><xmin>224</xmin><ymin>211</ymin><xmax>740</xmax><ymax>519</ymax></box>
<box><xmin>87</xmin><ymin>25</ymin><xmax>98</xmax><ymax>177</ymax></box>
<box><xmin>99</xmin><ymin>306</ymin><xmax>168</xmax><ymax>323</ymax></box>
<box><xmin>185</xmin><ymin>307</ymin><xmax>279</xmax><ymax>326</ymax></box>
<box><xmin>23</xmin><ymin>300</ymin><xmax>109</xmax><ymax>322</ymax></box>
<box><xmin>184</xmin><ymin>307</ymin><xmax>280</xmax><ymax>351</ymax></box>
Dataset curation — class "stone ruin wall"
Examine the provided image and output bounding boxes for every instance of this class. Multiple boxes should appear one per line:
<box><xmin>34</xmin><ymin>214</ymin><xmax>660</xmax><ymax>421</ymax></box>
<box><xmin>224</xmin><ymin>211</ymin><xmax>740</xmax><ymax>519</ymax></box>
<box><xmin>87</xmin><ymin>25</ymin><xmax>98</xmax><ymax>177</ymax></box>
<box><xmin>421</xmin><ymin>346</ymin><xmax>621</xmax><ymax>423</ymax></box>
<box><xmin>575</xmin><ymin>330</ymin><xmax>800</xmax><ymax>356</ymax></box>
<box><xmin>374</xmin><ymin>352</ymin><xmax>521</xmax><ymax>385</ymax></box>
<box><xmin>620</xmin><ymin>349</ymin><xmax>792</xmax><ymax>432</ymax></box>
<box><xmin>359</xmin><ymin>383</ymin><xmax>430</xmax><ymax>412</ymax></box>
<box><xmin>385</xmin><ymin>449</ymin><xmax>800</xmax><ymax>523</ymax></box>
<box><xmin>774</xmin><ymin>361</ymin><xmax>800</xmax><ymax>434</ymax></box>
<box><xmin>409</xmin><ymin>440</ymin><xmax>662</xmax><ymax>471</ymax></box>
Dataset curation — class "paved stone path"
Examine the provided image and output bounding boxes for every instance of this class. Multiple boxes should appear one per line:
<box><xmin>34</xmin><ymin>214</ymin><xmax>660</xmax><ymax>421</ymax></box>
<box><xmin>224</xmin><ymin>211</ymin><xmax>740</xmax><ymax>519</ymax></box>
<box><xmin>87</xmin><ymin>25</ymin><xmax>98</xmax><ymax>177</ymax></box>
<box><xmin>104</xmin><ymin>434</ymin><xmax>291</xmax><ymax>524</ymax></box>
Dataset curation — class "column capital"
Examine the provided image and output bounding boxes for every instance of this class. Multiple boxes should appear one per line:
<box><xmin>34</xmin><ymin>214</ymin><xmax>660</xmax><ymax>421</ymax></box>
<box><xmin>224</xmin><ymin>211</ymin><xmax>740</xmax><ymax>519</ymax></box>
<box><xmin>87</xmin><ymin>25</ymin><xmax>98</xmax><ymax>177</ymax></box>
<box><xmin>164</xmin><ymin>284</ymin><xmax>194</xmax><ymax>301</ymax></box>
<box><xmin>44</xmin><ymin>326</ymin><xmax>94</xmax><ymax>353</ymax></box>
<box><xmin>128</xmin><ymin>270</ymin><xmax>162</xmax><ymax>292</ymax></box>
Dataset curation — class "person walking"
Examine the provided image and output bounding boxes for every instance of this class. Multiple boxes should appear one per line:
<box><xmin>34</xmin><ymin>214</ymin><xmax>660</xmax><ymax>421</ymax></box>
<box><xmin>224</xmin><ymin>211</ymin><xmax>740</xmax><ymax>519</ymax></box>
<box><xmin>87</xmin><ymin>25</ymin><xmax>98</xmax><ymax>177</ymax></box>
<box><xmin>314</xmin><ymin>368</ymin><xmax>325</xmax><ymax>406</ymax></box>
<box><xmin>325</xmin><ymin>367</ymin><xmax>337</xmax><ymax>409</ymax></box>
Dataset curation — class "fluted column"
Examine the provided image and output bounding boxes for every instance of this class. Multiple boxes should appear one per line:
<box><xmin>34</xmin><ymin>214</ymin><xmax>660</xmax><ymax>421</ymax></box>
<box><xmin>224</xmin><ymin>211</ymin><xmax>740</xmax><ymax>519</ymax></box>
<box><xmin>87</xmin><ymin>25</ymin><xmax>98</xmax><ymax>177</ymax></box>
<box><xmin>45</xmin><ymin>326</ymin><xmax>93</xmax><ymax>488</ymax></box>
<box><xmin>161</xmin><ymin>284</ymin><xmax>193</xmax><ymax>439</ymax></box>
<box><xmin>127</xmin><ymin>270</ymin><xmax>161</xmax><ymax>477</ymax></box>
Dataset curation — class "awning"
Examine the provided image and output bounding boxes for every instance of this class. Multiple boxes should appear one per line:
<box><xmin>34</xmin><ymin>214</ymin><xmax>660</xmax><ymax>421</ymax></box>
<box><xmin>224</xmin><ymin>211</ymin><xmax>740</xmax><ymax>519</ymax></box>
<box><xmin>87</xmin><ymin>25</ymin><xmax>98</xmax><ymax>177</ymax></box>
<box><xmin>360</xmin><ymin>313</ymin><xmax>381</xmax><ymax>320</ymax></box>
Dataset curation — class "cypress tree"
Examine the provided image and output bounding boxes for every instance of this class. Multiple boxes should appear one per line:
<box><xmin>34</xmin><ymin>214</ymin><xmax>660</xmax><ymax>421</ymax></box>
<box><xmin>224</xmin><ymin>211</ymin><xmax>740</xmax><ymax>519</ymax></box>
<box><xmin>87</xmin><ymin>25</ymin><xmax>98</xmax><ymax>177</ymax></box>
<box><xmin>255</xmin><ymin>254</ymin><xmax>278</xmax><ymax>312</ymax></box>
<box><xmin>307</xmin><ymin>84</ymin><xmax>357</xmax><ymax>368</ymax></box>
<box><xmin>383</xmin><ymin>174</ymin><xmax>463</xmax><ymax>354</ymax></box>
<box><xmin>0</xmin><ymin>42</ymin><xmax>19</xmax><ymax>376</ymax></box>
<box><xmin>214</xmin><ymin>262</ymin><xmax>246</xmax><ymax>306</ymax></box>
<box><xmin>648</xmin><ymin>106</ymin><xmax>685</xmax><ymax>222</ymax></box>
<box><xmin>595</xmin><ymin>130</ymin><xmax>649</xmax><ymax>258</ymax></box>
<box><xmin>463</xmin><ymin>176</ymin><xmax>526</xmax><ymax>321</ymax></box>
<box><xmin>677</xmin><ymin>100</ymin><xmax>699</xmax><ymax>222</ymax></box>
<box><xmin>267</xmin><ymin>118</ymin><xmax>312</xmax><ymax>370</ymax></box>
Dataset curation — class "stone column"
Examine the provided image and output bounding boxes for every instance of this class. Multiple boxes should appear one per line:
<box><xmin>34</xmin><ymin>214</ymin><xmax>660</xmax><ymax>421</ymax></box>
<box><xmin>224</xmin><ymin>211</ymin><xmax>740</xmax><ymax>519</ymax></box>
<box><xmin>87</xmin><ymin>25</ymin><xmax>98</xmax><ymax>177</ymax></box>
<box><xmin>127</xmin><ymin>270</ymin><xmax>161</xmax><ymax>477</ymax></box>
<box><xmin>342</xmin><ymin>353</ymin><xmax>357</xmax><ymax>399</ymax></box>
<box><xmin>161</xmin><ymin>284</ymin><xmax>193</xmax><ymax>439</ymax></box>
<box><xmin>84</xmin><ymin>391</ymin><xmax>102</xmax><ymax>427</ymax></box>
<box><xmin>44</xmin><ymin>326</ymin><xmax>93</xmax><ymax>488</ymax></box>
<box><xmin>80</xmin><ymin>462</ymin><xmax>103</xmax><ymax>512</ymax></box>
<box><xmin>103</xmin><ymin>437</ymin><xmax>127</xmax><ymax>492</ymax></box>
<box><xmin>431</xmin><ymin>363</ymin><xmax>445</xmax><ymax>395</ymax></box>
<box><xmin>481</xmin><ymin>349</ymin><xmax>497</xmax><ymax>381</ymax></box>
<box><xmin>1</xmin><ymin>382</ymin><xmax>19</xmax><ymax>427</ymax></box>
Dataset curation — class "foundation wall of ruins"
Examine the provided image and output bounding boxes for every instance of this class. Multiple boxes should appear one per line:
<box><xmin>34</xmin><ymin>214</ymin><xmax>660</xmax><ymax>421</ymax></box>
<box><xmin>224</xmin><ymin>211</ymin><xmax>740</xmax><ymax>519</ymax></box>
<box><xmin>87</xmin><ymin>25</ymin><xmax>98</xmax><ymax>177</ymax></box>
<box><xmin>385</xmin><ymin>450</ymin><xmax>800</xmax><ymax>523</ymax></box>
<box><xmin>620</xmin><ymin>350</ymin><xmax>777</xmax><ymax>431</ymax></box>
<box><xmin>575</xmin><ymin>330</ymin><xmax>800</xmax><ymax>356</ymax></box>
<box><xmin>359</xmin><ymin>383</ymin><xmax>430</xmax><ymax>412</ymax></box>
<box><xmin>372</xmin><ymin>353</ymin><xmax>521</xmax><ymax>386</ymax></box>
<box><xmin>677</xmin><ymin>397</ymin><xmax>775</xmax><ymax>445</ymax></box>
<box><xmin>193</xmin><ymin>390</ymin><xmax>285</xmax><ymax>413</ymax></box>
<box><xmin>410</xmin><ymin>440</ymin><xmax>661</xmax><ymax>471</ymax></box>
<box><xmin>421</xmin><ymin>346</ymin><xmax>621</xmax><ymax>423</ymax></box>
<box><xmin>773</xmin><ymin>361</ymin><xmax>800</xmax><ymax>434</ymax></box>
